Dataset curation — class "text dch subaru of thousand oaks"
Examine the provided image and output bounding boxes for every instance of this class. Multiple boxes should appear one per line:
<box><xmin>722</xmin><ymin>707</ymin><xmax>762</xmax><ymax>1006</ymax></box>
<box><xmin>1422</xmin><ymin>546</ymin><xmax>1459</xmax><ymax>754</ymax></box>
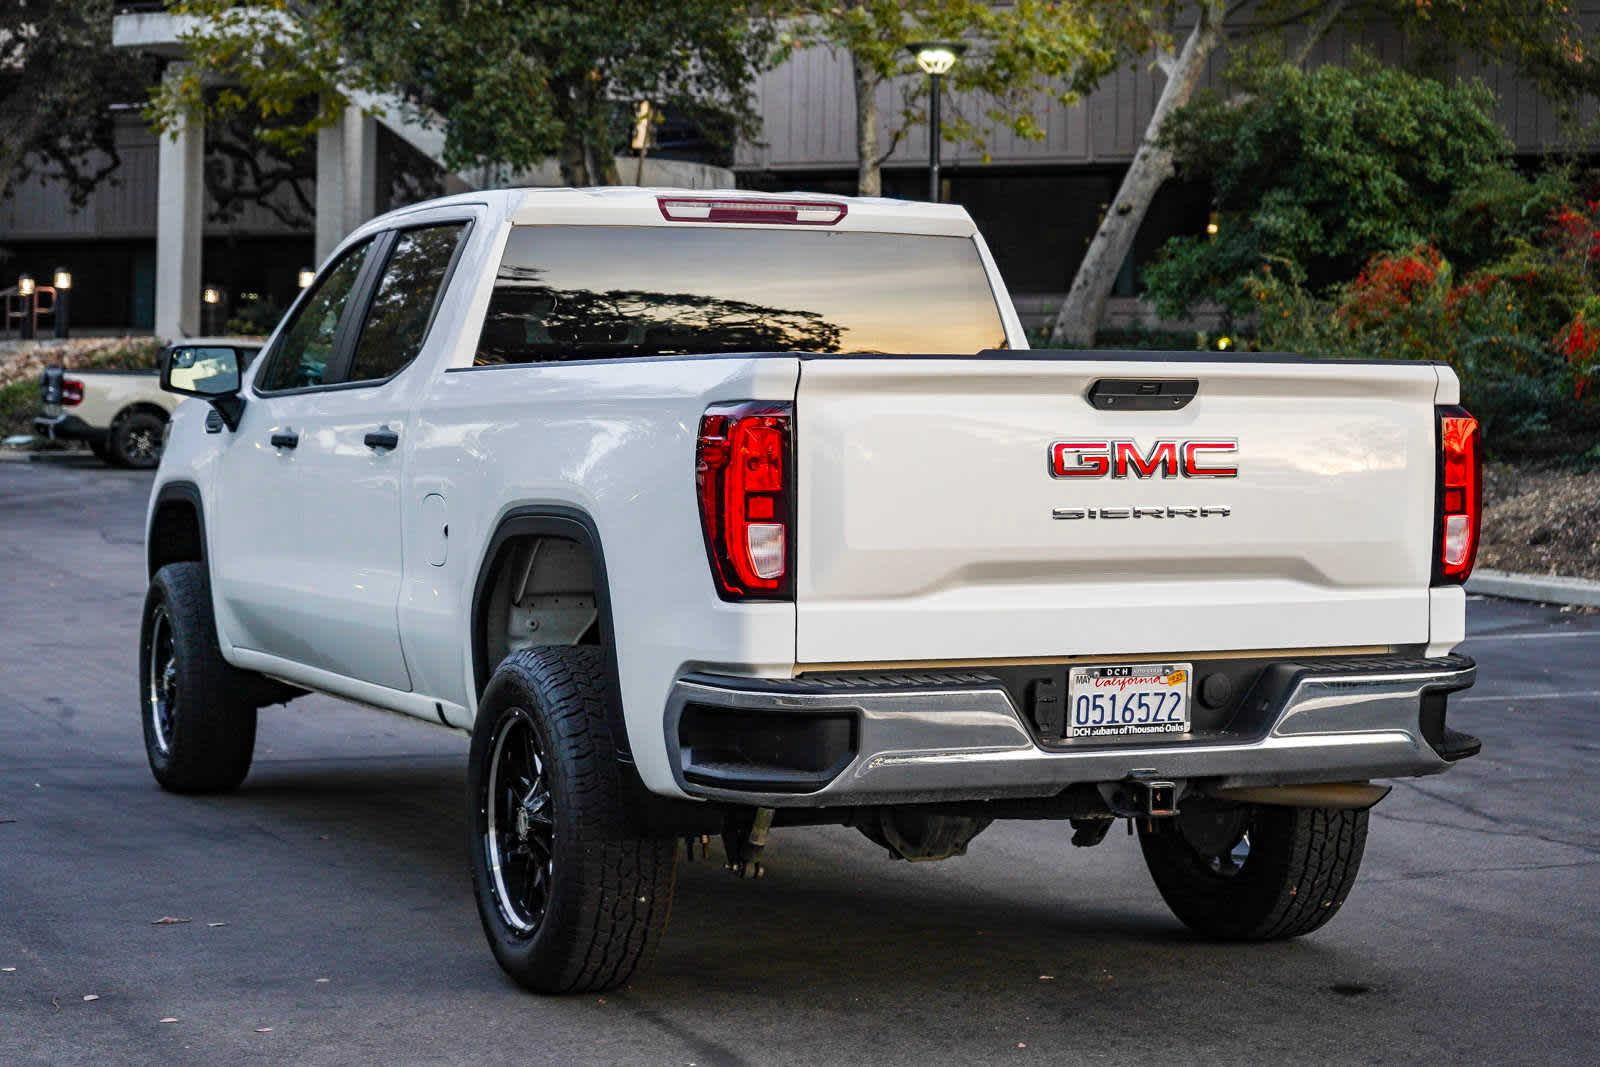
<box><xmin>140</xmin><ymin>188</ymin><xmax>1483</xmax><ymax>993</ymax></box>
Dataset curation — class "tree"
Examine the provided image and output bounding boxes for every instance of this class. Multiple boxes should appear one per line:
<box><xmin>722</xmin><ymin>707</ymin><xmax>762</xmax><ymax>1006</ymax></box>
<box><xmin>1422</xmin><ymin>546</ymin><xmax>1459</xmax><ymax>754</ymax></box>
<box><xmin>155</xmin><ymin>0</ymin><xmax>778</xmax><ymax>186</ymax></box>
<box><xmin>782</xmin><ymin>0</ymin><xmax>1129</xmax><ymax>197</ymax></box>
<box><xmin>1140</xmin><ymin>59</ymin><xmax>1511</xmax><ymax>319</ymax></box>
<box><xmin>1047</xmin><ymin>0</ymin><xmax>1600</xmax><ymax>347</ymax></box>
<box><xmin>0</xmin><ymin>0</ymin><xmax>158</xmax><ymax>209</ymax></box>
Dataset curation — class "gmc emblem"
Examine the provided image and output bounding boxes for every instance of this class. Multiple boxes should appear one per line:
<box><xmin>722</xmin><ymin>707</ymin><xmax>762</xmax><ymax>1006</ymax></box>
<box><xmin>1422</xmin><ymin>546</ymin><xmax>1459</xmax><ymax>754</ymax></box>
<box><xmin>1049</xmin><ymin>439</ymin><xmax>1238</xmax><ymax>479</ymax></box>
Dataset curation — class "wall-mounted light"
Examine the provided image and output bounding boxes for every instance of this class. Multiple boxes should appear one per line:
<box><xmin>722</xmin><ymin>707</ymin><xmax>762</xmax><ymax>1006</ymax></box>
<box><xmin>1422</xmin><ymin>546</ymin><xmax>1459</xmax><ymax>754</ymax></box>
<box><xmin>52</xmin><ymin>268</ymin><xmax>72</xmax><ymax>290</ymax></box>
<box><xmin>1206</xmin><ymin>212</ymin><xmax>1220</xmax><ymax>236</ymax></box>
<box><xmin>297</xmin><ymin>267</ymin><xmax>315</xmax><ymax>289</ymax></box>
<box><xmin>17</xmin><ymin>274</ymin><xmax>35</xmax><ymax>297</ymax></box>
<box><xmin>202</xmin><ymin>285</ymin><xmax>222</xmax><ymax>305</ymax></box>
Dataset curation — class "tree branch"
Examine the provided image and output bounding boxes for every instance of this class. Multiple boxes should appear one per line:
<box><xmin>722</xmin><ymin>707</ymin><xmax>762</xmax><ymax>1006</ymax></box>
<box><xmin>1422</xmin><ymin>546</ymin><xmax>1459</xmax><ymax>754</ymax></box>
<box><xmin>1291</xmin><ymin>0</ymin><xmax>1348</xmax><ymax>67</ymax></box>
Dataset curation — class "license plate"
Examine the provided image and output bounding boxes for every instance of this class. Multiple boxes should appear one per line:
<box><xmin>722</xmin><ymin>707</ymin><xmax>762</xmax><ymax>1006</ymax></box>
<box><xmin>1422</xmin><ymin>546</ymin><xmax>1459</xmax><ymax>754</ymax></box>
<box><xmin>1067</xmin><ymin>663</ymin><xmax>1190</xmax><ymax>739</ymax></box>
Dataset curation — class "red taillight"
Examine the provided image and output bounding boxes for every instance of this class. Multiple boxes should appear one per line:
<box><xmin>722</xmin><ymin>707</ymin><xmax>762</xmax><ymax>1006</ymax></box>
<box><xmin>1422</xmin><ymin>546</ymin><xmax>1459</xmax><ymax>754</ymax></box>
<box><xmin>61</xmin><ymin>379</ymin><xmax>84</xmax><ymax>406</ymax></box>
<box><xmin>657</xmin><ymin>196</ymin><xmax>847</xmax><ymax>226</ymax></box>
<box><xmin>1434</xmin><ymin>406</ymin><xmax>1481</xmax><ymax>584</ymax></box>
<box><xmin>697</xmin><ymin>402</ymin><xmax>793</xmax><ymax>600</ymax></box>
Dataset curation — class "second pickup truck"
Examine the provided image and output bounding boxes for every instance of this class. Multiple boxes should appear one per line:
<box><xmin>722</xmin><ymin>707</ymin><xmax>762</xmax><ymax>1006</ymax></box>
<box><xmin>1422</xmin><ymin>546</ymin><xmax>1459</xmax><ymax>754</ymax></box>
<box><xmin>141</xmin><ymin>188</ymin><xmax>1483</xmax><ymax>994</ymax></box>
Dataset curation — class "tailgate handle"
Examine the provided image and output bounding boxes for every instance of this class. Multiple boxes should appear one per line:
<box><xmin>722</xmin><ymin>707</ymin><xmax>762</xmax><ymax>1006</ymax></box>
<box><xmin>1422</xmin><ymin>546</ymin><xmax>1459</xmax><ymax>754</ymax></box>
<box><xmin>1087</xmin><ymin>378</ymin><xmax>1198</xmax><ymax>411</ymax></box>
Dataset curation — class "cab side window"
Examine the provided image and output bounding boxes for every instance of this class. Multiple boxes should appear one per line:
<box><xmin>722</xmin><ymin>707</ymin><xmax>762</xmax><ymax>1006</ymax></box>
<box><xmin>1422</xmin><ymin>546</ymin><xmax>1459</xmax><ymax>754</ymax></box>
<box><xmin>256</xmin><ymin>239</ymin><xmax>374</xmax><ymax>392</ymax></box>
<box><xmin>345</xmin><ymin>223</ymin><xmax>468</xmax><ymax>384</ymax></box>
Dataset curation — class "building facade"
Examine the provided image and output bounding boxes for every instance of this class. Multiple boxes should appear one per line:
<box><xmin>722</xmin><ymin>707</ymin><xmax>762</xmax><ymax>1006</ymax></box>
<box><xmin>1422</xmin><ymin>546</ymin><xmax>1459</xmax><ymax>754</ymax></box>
<box><xmin>2</xmin><ymin>10</ymin><xmax>1595</xmax><ymax>336</ymax></box>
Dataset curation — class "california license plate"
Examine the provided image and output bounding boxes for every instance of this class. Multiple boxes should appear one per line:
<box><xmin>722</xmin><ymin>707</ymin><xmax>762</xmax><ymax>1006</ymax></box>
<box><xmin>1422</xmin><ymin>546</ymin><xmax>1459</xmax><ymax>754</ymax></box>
<box><xmin>1067</xmin><ymin>663</ymin><xmax>1191</xmax><ymax>739</ymax></box>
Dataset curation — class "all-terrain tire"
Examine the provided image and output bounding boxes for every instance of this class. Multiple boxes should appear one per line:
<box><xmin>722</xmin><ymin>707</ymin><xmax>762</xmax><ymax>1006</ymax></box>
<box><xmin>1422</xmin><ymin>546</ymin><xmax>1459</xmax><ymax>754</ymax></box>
<box><xmin>468</xmin><ymin>646</ymin><xmax>677</xmax><ymax>994</ymax></box>
<box><xmin>1138</xmin><ymin>803</ymin><xmax>1368</xmax><ymax>940</ymax></box>
<box><xmin>110</xmin><ymin>410</ymin><xmax>165</xmax><ymax>469</ymax></box>
<box><xmin>139</xmin><ymin>562</ymin><xmax>257</xmax><ymax>792</ymax></box>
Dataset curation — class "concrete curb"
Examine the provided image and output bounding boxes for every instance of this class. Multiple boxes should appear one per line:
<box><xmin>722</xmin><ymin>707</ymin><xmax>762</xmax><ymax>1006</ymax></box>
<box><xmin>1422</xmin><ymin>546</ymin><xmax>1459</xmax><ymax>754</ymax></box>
<box><xmin>1467</xmin><ymin>569</ymin><xmax>1600</xmax><ymax>608</ymax></box>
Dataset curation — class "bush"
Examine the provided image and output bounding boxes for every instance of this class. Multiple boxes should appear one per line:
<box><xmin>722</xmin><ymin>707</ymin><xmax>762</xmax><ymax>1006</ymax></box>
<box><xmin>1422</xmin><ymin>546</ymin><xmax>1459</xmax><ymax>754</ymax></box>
<box><xmin>1250</xmin><ymin>200</ymin><xmax>1600</xmax><ymax>461</ymax></box>
<box><xmin>1144</xmin><ymin>57</ymin><xmax>1511</xmax><ymax>319</ymax></box>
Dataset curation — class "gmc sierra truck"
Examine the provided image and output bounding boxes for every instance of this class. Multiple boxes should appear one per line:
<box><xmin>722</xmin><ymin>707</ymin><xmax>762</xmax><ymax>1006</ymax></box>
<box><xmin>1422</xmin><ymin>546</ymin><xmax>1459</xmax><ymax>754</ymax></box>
<box><xmin>36</xmin><ymin>339</ymin><xmax>259</xmax><ymax>467</ymax></box>
<box><xmin>141</xmin><ymin>188</ymin><xmax>1483</xmax><ymax>994</ymax></box>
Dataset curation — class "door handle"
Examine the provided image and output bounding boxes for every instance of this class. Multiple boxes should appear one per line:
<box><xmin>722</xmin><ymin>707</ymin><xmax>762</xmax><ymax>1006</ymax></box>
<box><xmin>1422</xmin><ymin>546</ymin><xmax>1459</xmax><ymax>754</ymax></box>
<box><xmin>363</xmin><ymin>427</ymin><xmax>400</xmax><ymax>451</ymax></box>
<box><xmin>269</xmin><ymin>431</ymin><xmax>299</xmax><ymax>449</ymax></box>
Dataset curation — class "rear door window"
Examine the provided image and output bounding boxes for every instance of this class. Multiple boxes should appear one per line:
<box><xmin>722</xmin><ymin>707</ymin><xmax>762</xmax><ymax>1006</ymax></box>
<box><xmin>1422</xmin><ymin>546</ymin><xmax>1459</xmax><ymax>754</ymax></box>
<box><xmin>257</xmin><ymin>239</ymin><xmax>374</xmax><ymax>392</ymax></box>
<box><xmin>346</xmin><ymin>223</ymin><xmax>469</xmax><ymax>383</ymax></box>
<box><xmin>474</xmin><ymin>225</ymin><xmax>1007</xmax><ymax>365</ymax></box>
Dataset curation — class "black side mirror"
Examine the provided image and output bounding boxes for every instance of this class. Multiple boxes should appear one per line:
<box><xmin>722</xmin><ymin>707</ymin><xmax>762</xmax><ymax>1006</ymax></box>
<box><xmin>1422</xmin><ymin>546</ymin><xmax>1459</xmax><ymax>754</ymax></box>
<box><xmin>161</xmin><ymin>346</ymin><xmax>246</xmax><ymax>431</ymax></box>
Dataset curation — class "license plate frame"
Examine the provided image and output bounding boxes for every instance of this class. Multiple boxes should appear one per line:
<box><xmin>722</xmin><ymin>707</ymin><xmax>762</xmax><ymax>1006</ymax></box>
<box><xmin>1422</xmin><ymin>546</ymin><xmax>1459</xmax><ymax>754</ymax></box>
<box><xmin>1066</xmin><ymin>662</ymin><xmax>1191</xmax><ymax>740</ymax></box>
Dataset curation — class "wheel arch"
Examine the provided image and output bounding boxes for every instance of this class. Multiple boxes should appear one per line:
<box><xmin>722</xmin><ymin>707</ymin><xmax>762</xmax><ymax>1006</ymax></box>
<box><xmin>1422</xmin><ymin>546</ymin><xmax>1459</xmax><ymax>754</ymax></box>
<box><xmin>148</xmin><ymin>480</ymin><xmax>207</xmax><ymax>580</ymax></box>
<box><xmin>113</xmin><ymin>401</ymin><xmax>172</xmax><ymax>429</ymax></box>
<box><xmin>470</xmin><ymin>504</ymin><xmax>629</xmax><ymax>759</ymax></box>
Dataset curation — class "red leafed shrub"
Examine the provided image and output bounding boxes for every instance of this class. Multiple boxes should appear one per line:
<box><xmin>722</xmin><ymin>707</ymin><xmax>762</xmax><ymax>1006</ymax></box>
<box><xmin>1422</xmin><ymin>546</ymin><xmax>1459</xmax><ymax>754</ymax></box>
<box><xmin>1339</xmin><ymin>246</ymin><xmax>1443</xmax><ymax>330</ymax></box>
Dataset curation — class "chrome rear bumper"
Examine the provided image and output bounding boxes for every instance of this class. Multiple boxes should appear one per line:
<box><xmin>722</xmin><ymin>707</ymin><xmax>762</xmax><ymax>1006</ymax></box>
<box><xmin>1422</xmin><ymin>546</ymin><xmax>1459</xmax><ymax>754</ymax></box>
<box><xmin>665</xmin><ymin>655</ymin><xmax>1477</xmax><ymax>807</ymax></box>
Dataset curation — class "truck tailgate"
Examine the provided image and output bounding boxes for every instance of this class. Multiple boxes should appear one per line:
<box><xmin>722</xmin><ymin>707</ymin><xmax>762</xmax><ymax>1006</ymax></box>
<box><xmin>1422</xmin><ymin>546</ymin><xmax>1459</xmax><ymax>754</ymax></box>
<box><xmin>794</xmin><ymin>356</ymin><xmax>1442</xmax><ymax>665</ymax></box>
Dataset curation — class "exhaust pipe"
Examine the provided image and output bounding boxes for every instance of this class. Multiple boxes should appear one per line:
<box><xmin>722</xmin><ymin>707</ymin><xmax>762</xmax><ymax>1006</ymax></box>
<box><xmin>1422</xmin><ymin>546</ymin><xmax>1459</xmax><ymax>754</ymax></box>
<box><xmin>1208</xmin><ymin>782</ymin><xmax>1391</xmax><ymax>811</ymax></box>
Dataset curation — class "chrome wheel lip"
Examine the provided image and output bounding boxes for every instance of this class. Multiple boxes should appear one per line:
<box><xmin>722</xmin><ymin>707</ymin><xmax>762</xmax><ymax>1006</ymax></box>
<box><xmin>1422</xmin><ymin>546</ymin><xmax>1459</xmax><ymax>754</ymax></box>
<box><xmin>485</xmin><ymin>707</ymin><xmax>554</xmax><ymax>936</ymax></box>
<box><xmin>146</xmin><ymin>605</ymin><xmax>176</xmax><ymax>755</ymax></box>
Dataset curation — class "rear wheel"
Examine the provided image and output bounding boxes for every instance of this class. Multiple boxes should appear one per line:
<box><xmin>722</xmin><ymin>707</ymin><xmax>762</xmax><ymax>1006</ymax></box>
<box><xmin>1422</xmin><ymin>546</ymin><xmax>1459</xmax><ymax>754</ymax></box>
<box><xmin>110</xmin><ymin>411</ymin><xmax>164</xmax><ymax>469</ymax></box>
<box><xmin>467</xmin><ymin>647</ymin><xmax>677</xmax><ymax>993</ymax></box>
<box><xmin>1138</xmin><ymin>803</ymin><xmax>1368</xmax><ymax>940</ymax></box>
<box><xmin>139</xmin><ymin>562</ymin><xmax>257</xmax><ymax>792</ymax></box>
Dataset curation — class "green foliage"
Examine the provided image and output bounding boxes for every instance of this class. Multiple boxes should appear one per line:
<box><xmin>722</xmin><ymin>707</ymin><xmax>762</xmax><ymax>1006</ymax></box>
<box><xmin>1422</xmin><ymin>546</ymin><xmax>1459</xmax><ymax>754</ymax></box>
<box><xmin>0</xmin><ymin>379</ymin><xmax>38</xmax><ymax>440</ymax></box>
<box><xmin>155</xmin><ymin>1</ymin><xmax>778</xmax><ymax>183</ymax></box>
<box><xmin>0</xmin><ymin>0</ymin><xmax>159</xmax><ymax>208</ymax></box>
<box><xmin>226</xmin><ymin>296</ymin><xmax>286</xmax><ymax>338</ymax></box>
<box><xmin>1143</xmin><ymin>58</ymin><xmax>1511</xmax><ymax>319</ymax></box>
<box><xmin>783</xmin><ymin>0</ymin><xmax>1127</xmax><ymax>164</ymax></box>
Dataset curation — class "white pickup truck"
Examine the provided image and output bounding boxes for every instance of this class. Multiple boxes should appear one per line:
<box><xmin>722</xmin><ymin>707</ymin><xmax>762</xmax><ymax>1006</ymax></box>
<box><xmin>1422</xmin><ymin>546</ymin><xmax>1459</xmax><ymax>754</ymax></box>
<box><xmin>35</xmin><ymin>339</ymin><xmax>260</xmax><ymax>467</ymax></box>
<box><xmin>141</xmin><ymin>188</ymin><xmax>1483</xmax><ymax>994</ymax></box>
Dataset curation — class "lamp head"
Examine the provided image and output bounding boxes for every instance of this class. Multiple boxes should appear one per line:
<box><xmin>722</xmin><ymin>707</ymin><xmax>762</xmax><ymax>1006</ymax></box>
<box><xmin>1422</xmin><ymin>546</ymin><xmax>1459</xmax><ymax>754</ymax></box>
<box><xmin>908</xmin><ymin>41</ymin><xmax>965</xmax><ymax>76</ymax></box>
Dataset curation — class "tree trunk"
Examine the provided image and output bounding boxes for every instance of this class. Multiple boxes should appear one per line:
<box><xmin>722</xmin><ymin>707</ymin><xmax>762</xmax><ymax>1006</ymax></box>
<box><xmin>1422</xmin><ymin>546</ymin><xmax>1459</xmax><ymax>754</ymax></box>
<box><xmin>1047</xmin><ymin>2</ymin><xmax>1226</xmax><ymax>347</ymax></box>
<box><xmin>852</xmin><ymin>51</ymin><xmax>881</xmax><ymax>197</ymax></box>
<box><xmin>557</xmin><ymin>136</ymin><xmax>589</xmax><ymax>186</ymax></box>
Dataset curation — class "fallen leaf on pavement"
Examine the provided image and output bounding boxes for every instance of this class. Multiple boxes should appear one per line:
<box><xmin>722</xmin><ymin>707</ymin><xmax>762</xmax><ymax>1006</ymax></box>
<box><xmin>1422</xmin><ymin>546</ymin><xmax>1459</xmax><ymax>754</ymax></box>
<box><xmin>160</xmin><ymin>1018</ymin><xmax>178</xmax><ymax>1024</ymax></box>
<box><xmin>255</xmin><ymin>1027</ymin><xmax>273</xmax><ymax>1033</ymax></box>
<box><xmin>151</xmin><ymin>917</ymin><xmax>191</xmax><ymax>925</ymax></box>
<box><xmin>207</xmin><ymin>922</ymin><xmax>227</xmax><ymax>928</ymax></box>
<box><xmin>2</xmin><ymin>967</ymin><xmax>15</xmax><ymax>972</ymax></box>
<box><xmin>82</xmin><ymin>994</ymin><xmax>99</xmax><ymax>1002</ymax></box>
<box><xmin>314</xmin><ymin>978</ymin><xmax>329</xmax><ymax>983</ymax></box>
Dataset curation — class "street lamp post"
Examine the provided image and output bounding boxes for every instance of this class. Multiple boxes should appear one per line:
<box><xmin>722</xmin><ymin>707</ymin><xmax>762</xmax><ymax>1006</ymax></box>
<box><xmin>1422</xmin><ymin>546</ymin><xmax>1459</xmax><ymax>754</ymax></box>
<box><xmin>202</xmin><ymin>284</ymin><xmax>224</xmax><ymax>335</ymax></box>
<box><xmin>52</xmin><ymin>268</ymin><xmax>72</xmax><ymax>339</ymax></box>
<box><xmin>908</xmin><ymin>41</ymin><xmax>965</xmax><ymax>203</ymax></box>
<box><xmin>16</xmin><ymin>274</ymin><xmax>36</xmax><ymax>340</ymax></box>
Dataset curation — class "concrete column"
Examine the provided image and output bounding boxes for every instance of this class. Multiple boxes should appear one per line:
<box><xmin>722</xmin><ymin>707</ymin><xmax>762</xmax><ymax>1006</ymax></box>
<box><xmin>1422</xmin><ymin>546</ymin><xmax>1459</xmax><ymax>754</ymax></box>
<box><xmin>314</xmin><ymin>106</ymin><xmax>378</xmax><ymax>265</ymax></box>
<box><xmin>154</xmin><ymin>62</ymin><xmax>203</xmax><ymax>340</ymax></box>
<box><xmin>315</xmin><ymin>120</ymin><xmax>346</xmax><ymax>264</ymax></box>
<box><xmin>342</xmin><ymin>108</ymin><xmax>378</xmax><ymax>234</ymax></box>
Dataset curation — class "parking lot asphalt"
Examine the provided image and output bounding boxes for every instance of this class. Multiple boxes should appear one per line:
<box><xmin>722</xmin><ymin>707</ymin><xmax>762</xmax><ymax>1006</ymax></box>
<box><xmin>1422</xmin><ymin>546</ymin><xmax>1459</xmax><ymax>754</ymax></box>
<box><xmin>0</xmin><ymin>456</ymin><xmax>1596</xmax><ymax>1066</ymax></box>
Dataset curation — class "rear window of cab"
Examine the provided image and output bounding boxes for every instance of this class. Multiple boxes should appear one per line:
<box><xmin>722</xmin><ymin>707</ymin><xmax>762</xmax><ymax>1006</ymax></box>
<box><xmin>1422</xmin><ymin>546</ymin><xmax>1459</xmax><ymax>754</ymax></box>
<box><xmin>474</xmin><ymin>225</ymin><xmax>1008</xmax><ymax>364</ymax></box>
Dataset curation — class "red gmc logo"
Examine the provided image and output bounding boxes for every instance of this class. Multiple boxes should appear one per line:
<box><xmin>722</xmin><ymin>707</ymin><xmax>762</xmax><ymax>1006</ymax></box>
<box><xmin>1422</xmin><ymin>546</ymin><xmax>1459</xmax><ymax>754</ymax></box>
<box><xmin>1049</xmin><ymin>439</ymin><xmax>1238</xmax><ymax>479</ymax></box>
